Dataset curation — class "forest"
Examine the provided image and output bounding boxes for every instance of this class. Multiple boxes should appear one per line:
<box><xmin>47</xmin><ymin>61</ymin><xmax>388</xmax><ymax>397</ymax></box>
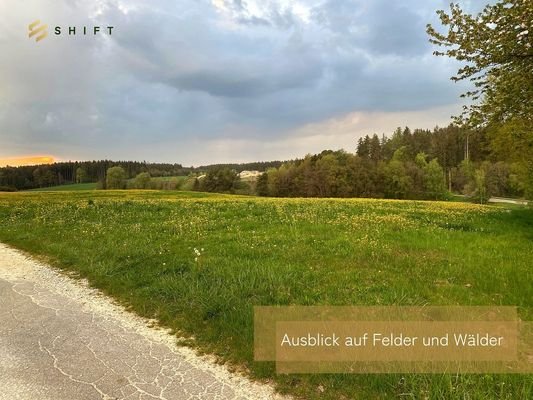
<box><xmin>253</xmin><ymin>124</ymin><xmax>527</xmax><ymax>201</ymax></box>
<box><xmin>0</xmin><ymin>160</ymin><xmax>187</xmax><ymax>191</ymax></box>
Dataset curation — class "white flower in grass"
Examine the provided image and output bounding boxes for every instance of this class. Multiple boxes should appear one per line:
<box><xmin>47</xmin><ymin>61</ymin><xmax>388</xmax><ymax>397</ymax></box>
<box><xmin>193</xmin><ymin>247</ymin><xmax>205</xmax><ymax>270</ymax></box>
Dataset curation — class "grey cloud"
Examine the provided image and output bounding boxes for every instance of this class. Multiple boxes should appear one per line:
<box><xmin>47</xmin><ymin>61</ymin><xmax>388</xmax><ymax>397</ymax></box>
<box><xmin>217</xmin><ymin>0</ymin><xmax>298</xmax><ymax>29</ymax></box>
<box><xmin>164</xmin><ymin>50</ymin><xmax>325</xmax><ymax>98</ymax></box>
<box><xmin>0</xmin><ymin>0</ymin><xmax>472</xmax><ymax>163</ymax></box>
<box><xmin>237</xmin><ymin>15</ymin><xmax>271</xmax><ymax>26</ymax></box>
<box><xmin>312</xmin><ymin>0</ymin><xmax>431</xmax><ymax>56</ymax></box>
<box><xmin>363</xmin><ymin>3</ymin><xmax>430</xmax><ymax>56</ymax></box>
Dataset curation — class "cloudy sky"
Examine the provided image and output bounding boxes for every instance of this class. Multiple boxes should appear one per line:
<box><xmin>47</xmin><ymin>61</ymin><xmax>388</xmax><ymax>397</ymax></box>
<box><xmin>0</xmin><ymin>0</ymin><xmax>480</xmax><ymax>166</ymax></box>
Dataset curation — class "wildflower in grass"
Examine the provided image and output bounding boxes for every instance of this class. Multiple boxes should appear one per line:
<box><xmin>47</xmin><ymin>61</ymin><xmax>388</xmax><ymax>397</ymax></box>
<box><xmin>193</xmin><ymin>247</ymin><xmax>203</xmax><ymax>270</ymax></box>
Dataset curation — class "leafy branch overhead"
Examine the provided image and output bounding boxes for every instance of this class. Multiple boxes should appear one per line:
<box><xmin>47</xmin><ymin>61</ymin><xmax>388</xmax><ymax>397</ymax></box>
<box><xmin>427</xmin><ymin>0</ymin><xmax>532</xmax><ymax>127</ymax></box>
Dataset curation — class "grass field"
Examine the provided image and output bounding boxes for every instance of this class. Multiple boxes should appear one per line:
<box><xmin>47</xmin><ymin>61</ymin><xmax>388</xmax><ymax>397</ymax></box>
<box><xmin>27</xmin><ymin>176</ymin><xmax>190</xmax><ymax>192</ymax></box>
<box><xmin>0</xmin><ymin>191</ymin><xmax>531</xmax><ymax>399</ymax></box>
<box><xmin>28</xmin><ymin>182</ymin><xmax>97</xmax><ymax>191</ymax></box>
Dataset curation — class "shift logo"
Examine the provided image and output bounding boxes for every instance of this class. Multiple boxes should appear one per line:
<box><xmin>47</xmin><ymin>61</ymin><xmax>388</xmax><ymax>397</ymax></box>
<box><xmin>28</xmin><ymin>20</ymin><xmax>48</xmax><ymax>42</ymax></box>
<box><xmin>28</xmin><ymin>20</ymin><xmax>114</xmax><ymax>43</ymax></box>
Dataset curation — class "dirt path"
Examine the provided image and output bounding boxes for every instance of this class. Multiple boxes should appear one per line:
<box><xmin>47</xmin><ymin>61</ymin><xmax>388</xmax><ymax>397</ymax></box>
<box><xmin>0</xmin><ymin>243</ymin><xmax>286</xmax><ymax>400</ymax></box>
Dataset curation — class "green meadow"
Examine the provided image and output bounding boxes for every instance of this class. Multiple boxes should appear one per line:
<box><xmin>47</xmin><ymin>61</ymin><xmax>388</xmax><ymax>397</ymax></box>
<box><xmin>27</xmin><ymin>175</ymin><xmax>191</xmax><ymax>192</ymax></box>
<box><xmin>0</xmin><ymin>191</ymin><xmax>531</xmax><ymax>399</ymax></box>
<box><xmin>28</xmin><ymin>182</ymin><xmax>98</xmax><ymax>191</ymax></box>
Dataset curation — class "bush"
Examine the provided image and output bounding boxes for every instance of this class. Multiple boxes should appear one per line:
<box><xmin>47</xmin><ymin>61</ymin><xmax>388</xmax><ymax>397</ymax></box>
<box><xmin>200</xmin><ymin>168</ymin><xmax>240</xmax><ymax>193</ymax></box>
<box><xmin>106</xmin><ymin>166</ymin><xmax>127</xmax><ymax>189</ymax></box>
<box><xmin>134</xmin><ymin>172</ymin><xmax>151</xmax><ymax>189</ymax></box>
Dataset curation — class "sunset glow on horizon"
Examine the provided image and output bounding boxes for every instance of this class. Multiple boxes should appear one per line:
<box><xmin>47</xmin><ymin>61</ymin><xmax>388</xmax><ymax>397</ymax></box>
<box><xmin>0</xmin><ymin>156</ymin><xmax>56</xmax><ymax>168</ymax></box>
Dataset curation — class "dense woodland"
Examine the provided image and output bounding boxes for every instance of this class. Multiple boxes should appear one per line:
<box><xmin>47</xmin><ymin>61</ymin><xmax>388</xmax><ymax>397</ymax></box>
<box><xmin>253</xmin><ymin>124</ymin><xmax>526</xmax><ymax>201</ymax></box>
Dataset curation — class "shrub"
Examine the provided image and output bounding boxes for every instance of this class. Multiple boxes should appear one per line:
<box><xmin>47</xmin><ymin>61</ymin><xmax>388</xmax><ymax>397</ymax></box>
<box><xmin>106</xmin><ymin>166</ymin><xmax>127</xmax><ymax>189</ymax></box>
<box><xmin>134</xmin><ymin>172</ymin><xmax>151</xmax><ymax>189</ymax></box>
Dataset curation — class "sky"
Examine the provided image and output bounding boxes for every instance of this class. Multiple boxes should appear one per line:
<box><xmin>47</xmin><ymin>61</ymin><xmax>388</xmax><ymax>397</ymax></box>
<box><xmin>0</xmin><ymin>0</ymin><xmax>480</xmax><ymax>166</ymax></box>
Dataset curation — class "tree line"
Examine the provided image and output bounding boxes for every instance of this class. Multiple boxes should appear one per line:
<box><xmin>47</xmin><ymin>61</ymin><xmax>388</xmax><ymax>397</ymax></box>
<box><xmin>0</xmin><ymin>159</ymin><xmax>284</xmax><ymax>191</ymax></box>
<box><xmin>195</xmin><ymin>160</ymin><xmax>283</xmax><ymax>173</ymax></box>
<box><xmin>252</xmin><ymin>124</ymin><xmax>526</xmax><ymax>201</ymax></box>
<box><xmin>1</xmin><ymin>123</ymin><xmax>528</xmax><ymax>202</ymax></box>
<box><xmin>0</xmin><ymin>160</ymin><xmax>188</xmax><ymax>190</ymax></box>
